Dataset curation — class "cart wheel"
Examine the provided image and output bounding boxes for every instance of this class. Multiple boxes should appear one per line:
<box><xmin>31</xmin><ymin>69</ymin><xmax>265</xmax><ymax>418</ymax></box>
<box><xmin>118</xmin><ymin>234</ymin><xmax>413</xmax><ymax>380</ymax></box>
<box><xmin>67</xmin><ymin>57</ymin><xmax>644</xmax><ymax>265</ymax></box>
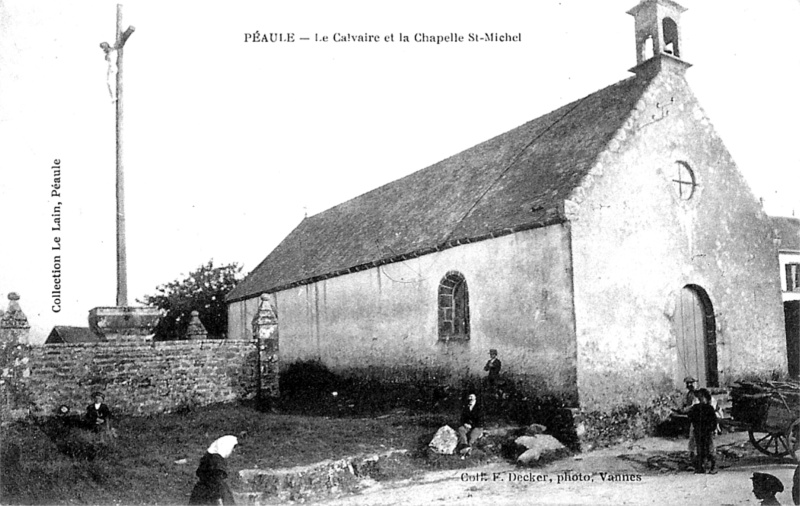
<box><xmin>748</xmin><ymin>429</ymin><xmax>792</xmax><ymax>458</ymax></box>
<box><xmin>787</xmin><ymin>418</ymin><xmax>800</xmax><ymax>463</ymax></box>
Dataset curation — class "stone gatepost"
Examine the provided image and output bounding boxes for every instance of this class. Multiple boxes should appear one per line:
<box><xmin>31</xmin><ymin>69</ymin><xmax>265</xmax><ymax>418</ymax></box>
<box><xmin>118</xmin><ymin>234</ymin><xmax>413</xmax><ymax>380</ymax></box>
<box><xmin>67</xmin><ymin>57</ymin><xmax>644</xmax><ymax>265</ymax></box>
<box><xmin>252</xmin><ymin>294</ymin><xmax>279</xmax><ymax>405</ymax></box>
<box><xmin>185</xmin><ymin>310</ymin><xmax>208</xmax><ymax>340</ymax></box>
<box><xmin>0</xmin><ymin>293</ymin><xmax>30</xmax><ymax>344</ymax></box>
<box><xmin>1</xmin><ymin>293</ymin><xmax>31</xmax><ymax>420</ymax></box>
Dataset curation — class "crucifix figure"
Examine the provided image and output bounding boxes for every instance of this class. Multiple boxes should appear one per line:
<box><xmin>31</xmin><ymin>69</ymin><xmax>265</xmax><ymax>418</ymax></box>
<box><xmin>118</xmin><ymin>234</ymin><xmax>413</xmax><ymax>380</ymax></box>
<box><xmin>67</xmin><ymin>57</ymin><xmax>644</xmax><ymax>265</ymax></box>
<box><xmin>100</xmin><ymin>42</ymin><xmax>118</xmax><ymax>102</ymax></box>
<box><xmin>100</xmin><ymin>5</ymin><xmax>134</xmax><ymax>306</ymax></box>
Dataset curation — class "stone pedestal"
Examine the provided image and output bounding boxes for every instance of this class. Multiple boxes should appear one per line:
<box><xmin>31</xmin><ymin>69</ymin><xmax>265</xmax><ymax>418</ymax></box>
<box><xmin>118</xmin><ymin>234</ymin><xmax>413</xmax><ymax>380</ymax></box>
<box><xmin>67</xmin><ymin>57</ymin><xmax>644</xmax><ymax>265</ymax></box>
<box><xmin>88</xmin><ymin>306</ymin><xmax>164</xmax><ymax>342</ymax></box>
<box><xmin>185</xmin><ymin>310</ymin><xmax>209</xmax><ymax>340</ymax></box>
<box><xmin>252</xmin><ymin>294</ymin><xmax>279</xmax><ymax>403</ymax></box>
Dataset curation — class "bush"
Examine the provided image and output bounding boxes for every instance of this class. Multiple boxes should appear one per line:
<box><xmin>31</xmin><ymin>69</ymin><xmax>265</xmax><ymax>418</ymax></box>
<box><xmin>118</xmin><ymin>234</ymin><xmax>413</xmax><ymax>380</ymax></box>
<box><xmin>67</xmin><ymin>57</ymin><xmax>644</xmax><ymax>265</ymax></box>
<box><xmin>138</xmin><ymin>260</ymin><xmax>242</xmax><ymax>340</ymax></box>
<box><xmin>489</xmin><ymin>380</ymin><xmax>580</xmax><ymax>449</ymax></box>
<box><xmin>278</xmin><ymin>360</ymin><xmax>464</xmax><ymax>417</ymax></box>
<box><xmin>582</xmin><ymin>393</ymin><xmax>685</xmax><ymax>446</ymax></box>
<box><xmin>279</xmin><ymin>360</ymin><xmax>341</xmax><ymax>396</ymax></box>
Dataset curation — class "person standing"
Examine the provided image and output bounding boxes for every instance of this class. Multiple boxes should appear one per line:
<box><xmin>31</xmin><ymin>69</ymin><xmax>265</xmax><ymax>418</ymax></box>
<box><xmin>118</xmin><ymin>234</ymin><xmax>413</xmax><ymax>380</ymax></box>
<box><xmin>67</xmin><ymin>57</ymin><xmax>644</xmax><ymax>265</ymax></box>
<box><xmin>484</xmin><ymin>349</ymin><xmax>502</xmax><ymax>386</ymax></box>
<box><xmin>680</xmin><ymin>376</ymin><xmax>699</xmax><ymax>410</ymax></box>
<box><xmin>189</xmin><ymin>435</ymin><xmax>238</xmax><ymax>505</ymax></box>
<box><xmin>673</xmin><ymin>376</ymin><xmax>699</xmax><ymax>465</ymax></box>
<box><xmin>86</xmin><ymin>392</ymin><xmax>112</xmax><ymax>432</ymax></box>
<box><xmin>687</xmin><ymin>388</ymin><xmax>717</xmax><ymax>474</ymax></box>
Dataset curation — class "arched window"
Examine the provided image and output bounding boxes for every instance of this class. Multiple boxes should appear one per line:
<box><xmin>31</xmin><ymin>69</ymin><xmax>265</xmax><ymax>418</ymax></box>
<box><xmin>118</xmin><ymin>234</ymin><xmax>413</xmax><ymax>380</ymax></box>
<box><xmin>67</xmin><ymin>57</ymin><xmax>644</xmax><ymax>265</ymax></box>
<box><xmin>643</xmin><ymin>35</ymin><xmax>654</xmax><ymax>61</ymax></box>
<box><xmin>662</xmin><ymin>17</ymin><xmax>680</xmax><ymax>57</ymax></box>
<box><xmin>438</xmin><ymin>271</ymin><xmax>470</xmax><ymax>341</ymax></box>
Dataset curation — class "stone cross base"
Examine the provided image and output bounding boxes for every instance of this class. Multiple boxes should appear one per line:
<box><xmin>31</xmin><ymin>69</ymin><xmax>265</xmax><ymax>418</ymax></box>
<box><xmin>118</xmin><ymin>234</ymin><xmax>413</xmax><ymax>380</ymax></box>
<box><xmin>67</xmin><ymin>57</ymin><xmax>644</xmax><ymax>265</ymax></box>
<box><xmin>88</xmin><ymin>306</ymin><xmax>164</xmax><ymax>341</ymax></box>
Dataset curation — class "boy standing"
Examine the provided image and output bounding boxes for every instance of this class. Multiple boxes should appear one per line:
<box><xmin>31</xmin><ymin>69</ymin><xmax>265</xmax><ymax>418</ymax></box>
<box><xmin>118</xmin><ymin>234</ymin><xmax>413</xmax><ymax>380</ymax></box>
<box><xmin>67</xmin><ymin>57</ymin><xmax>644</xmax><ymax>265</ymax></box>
<box><xmin>687</xmin><ymin>388</ymin><xmax>717</xmax><ymax>474</ymax></box>
<box><xmin>484</xmin><ymin>349</ymin><xmax>501</xmax><ymax>386</ymax></box>
<box><xmin>86</xmin><ymin>391</ymin><xmax>112</xmax><ymax>432</ymax></box>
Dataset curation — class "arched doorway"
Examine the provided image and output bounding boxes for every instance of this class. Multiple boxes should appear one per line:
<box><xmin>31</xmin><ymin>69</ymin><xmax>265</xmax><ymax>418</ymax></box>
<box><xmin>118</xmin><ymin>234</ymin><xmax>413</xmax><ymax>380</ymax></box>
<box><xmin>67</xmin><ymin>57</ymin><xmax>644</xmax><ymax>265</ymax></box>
<box><xmin>674</xmin><ymin>285</ymin><xmax>718</xmax><ymax>387</ymax></box>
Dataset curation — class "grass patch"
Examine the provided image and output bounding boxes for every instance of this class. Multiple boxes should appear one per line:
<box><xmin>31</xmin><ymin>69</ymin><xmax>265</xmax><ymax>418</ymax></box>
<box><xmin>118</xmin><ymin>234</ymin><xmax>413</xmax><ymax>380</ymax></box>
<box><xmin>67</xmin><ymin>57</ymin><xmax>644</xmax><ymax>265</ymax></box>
<box><xmin>1</xmin><ymin>401</ymin><xmax>509</xmax><ymax>504</ymax></box>
<box><xmin>1</xmin><ymin>361</ymin><xmax>574</xmax><ymax>504</ymax></box>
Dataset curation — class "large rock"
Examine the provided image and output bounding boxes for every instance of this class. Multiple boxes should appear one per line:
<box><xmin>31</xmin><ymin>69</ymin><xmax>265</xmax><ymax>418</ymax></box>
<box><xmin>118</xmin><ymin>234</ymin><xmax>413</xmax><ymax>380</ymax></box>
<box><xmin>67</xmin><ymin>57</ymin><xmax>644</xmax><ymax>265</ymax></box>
<box><xmin>428</xmin><ymin>425</ymin><xmax>458</xmax><ymax>455</ymax></box>
<box><xmin>514</xmin><ymin>435</ymin><xmax>539</xmax><ymax>449</ymax></box>
<box><xmin>525</xmin><ymin>423</ymin><xmax>547</xmax><ymax>435</ymax></box>
<box><xmin>515</xmin><ymin>435</ymin><xmax>565</xmax><ymax>464</ymax></box>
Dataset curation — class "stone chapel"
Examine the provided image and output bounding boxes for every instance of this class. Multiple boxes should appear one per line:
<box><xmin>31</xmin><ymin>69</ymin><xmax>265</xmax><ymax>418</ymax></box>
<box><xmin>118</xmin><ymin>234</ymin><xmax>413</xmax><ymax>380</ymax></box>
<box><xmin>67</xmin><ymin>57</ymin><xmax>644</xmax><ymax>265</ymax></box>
<box><xmin>227</xmin><ymin>0</ymin><xmax>787</xmax><ymax>415</ymax></box>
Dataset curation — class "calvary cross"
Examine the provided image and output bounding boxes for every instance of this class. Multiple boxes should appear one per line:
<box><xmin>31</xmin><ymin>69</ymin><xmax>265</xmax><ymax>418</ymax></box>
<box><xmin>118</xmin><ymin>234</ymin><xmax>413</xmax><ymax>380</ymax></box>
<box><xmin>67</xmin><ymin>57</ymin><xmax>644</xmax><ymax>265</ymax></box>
<box><xmin>100</xmin><ymin>5</ymin><xmax>135</xmax><ymax>306</ymax></box>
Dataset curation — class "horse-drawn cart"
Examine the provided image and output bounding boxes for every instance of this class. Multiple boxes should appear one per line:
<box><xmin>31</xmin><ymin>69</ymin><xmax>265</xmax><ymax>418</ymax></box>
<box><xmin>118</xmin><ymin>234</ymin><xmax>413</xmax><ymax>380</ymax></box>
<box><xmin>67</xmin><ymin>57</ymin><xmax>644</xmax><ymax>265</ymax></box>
<box><xmin>729</xmin><ymin>380</ymin><xmax>800</xmax><ymax>462</ymax></box>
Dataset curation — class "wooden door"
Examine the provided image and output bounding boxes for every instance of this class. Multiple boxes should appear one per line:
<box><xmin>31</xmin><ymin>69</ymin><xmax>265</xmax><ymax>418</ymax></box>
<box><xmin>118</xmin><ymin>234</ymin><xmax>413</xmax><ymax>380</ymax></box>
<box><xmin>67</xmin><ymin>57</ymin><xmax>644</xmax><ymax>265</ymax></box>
<box><xmin>674</xmin><ymin>285</ymin><xmax>718</xmax><ymax>387</ymax></box>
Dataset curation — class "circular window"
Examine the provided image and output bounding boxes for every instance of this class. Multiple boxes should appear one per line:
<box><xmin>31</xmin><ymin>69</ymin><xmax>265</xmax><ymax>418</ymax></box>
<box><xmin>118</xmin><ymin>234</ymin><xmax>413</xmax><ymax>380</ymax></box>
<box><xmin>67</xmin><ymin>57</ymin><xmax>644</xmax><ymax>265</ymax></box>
<box><xmin>671</xmin><ymin>161</ymin><xmax>697</xmax><ymax>200</ymax></box>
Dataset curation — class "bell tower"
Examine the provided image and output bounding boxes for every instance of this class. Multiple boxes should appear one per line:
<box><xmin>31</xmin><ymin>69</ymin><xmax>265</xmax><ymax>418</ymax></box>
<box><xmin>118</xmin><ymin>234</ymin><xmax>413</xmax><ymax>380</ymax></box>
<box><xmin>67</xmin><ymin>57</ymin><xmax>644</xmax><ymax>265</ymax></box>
<box><xmin>627</xmin><ymin>0</ymin><xmax>691</xmax><ymax>75</ymax></box>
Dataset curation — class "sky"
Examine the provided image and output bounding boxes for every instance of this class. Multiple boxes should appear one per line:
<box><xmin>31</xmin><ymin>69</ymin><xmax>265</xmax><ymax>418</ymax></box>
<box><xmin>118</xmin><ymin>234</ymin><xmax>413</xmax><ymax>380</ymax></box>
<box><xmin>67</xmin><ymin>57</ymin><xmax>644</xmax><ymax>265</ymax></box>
<box><xmin>1</xmin><ymin>0</ymin><xmax>798</xmax><ymax>344</ymax></box>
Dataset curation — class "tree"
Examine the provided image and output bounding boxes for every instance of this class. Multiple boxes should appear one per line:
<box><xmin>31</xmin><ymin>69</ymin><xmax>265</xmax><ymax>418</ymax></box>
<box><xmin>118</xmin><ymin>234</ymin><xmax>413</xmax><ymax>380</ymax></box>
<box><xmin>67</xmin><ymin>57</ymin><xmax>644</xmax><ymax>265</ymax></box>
<box><xmin>138</xmin><ymin>260</ymin><xmax>243</xmax><ymax>340</ymax></box>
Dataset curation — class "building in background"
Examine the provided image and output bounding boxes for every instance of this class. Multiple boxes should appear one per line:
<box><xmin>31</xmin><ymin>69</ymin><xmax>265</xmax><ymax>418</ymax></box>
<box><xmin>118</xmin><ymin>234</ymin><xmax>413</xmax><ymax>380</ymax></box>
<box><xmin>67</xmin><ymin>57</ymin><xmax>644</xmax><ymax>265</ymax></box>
<box><xmin>772</xmin><ymin>215</ymin><xmax>800</xmax><ymax>377</ymax></box>
<box><xmin>44</xmin><ymin>326</ymin><xmax>103</xmax><ymax>345</ymax></box>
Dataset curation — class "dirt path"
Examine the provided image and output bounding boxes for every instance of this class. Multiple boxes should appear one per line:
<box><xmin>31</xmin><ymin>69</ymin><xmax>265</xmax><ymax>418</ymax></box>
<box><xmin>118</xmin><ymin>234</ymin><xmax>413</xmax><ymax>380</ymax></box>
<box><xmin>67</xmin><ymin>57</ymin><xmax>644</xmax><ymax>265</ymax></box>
<box><xmin>319</xmin><ymin>433</ymin><xmax>799</xmax><ymax>505</ymax></box>
<box><xmin>323</xmin><ymin>465</ymin><xmax>797</xmax><ymax>505</ymax></box>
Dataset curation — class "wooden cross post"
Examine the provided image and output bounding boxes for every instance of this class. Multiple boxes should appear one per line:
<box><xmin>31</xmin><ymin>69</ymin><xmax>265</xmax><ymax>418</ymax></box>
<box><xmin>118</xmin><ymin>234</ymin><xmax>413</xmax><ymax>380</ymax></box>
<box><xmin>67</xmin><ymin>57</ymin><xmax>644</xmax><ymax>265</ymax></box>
<box><xmin>100</xmin><ymin>5</ymin><xmax>135</xmax><ymax>306</ymax></box>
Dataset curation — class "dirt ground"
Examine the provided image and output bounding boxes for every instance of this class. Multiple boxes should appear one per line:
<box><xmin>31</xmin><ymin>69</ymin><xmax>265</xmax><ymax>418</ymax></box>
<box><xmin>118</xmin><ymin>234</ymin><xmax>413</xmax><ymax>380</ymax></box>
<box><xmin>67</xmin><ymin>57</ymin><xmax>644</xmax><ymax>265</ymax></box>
<box><xmin>319</xmin><ymin>432</ymin><xmax>799</xmax><ymax>506</ymax></box>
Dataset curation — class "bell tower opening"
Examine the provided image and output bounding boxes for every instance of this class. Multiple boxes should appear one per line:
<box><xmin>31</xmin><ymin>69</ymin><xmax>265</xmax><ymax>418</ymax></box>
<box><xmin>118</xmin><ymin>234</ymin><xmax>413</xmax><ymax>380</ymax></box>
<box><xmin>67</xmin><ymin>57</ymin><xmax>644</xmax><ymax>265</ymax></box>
<box><xmin>662</xmin><ymin>17</ymin><xmax>680</xmax><ymax>57</ymax></box>
<box><xmin>627</xmin><ymin>0</ymin><xmax>690</xmax><ymax>68</ymax></box>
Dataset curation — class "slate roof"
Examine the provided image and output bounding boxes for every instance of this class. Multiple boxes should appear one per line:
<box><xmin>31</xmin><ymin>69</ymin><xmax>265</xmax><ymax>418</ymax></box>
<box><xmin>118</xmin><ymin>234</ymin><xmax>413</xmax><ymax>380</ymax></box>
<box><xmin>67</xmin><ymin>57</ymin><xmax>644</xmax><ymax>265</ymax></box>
<box><xmin>45</xmin><ymin>326</ymin><xmax>103</xmax><ymax>344</ymax></box>
<box><xmin>228</xmin><ymin>73</ymin><xmax>655</xmax><ymax>302</ymax></box>
<box><xmin>772</xmin><ymin>216</ymin><xmax>800</xmax><ymax>252</ymax></box>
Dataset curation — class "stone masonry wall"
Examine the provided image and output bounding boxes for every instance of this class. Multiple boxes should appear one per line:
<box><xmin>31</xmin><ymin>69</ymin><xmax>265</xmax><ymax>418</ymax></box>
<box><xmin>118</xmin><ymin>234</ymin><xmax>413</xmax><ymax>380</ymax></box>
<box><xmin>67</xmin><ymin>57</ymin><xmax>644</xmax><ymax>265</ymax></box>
<box><xmin>270</xmin><ymin>225</ymin><xmax>579</xmax><ymax>405</ymax></box>
<box><xmin>568</xmin><ymin>60</ymin><xmax>786</xmax><ymax>414</ymax></box>
<box><xmin>2</xmin><ymin>339</ymin><xmax>259</xmax><ymax>419</ymax></box>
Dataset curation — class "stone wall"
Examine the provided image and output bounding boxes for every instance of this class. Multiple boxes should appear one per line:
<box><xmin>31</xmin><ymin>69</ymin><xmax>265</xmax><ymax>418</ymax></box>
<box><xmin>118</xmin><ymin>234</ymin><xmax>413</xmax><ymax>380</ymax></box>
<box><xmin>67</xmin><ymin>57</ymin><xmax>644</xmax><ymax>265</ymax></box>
<box><xmin>0</xmin><ymin>292</ymin><xmax>281</xmax><ymax>421</ymax></box>
<box><xmin>3</xmin><ymin>339</ymin><xmax>259</xmax><ymax>419</ymax></box>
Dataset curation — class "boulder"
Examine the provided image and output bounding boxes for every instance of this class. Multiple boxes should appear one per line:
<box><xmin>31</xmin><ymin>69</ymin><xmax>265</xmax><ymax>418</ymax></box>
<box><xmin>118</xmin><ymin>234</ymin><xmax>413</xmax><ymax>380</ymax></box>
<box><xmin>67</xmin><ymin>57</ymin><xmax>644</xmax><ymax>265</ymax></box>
<box><xmin>515</xmin><ymin>435</ymin><xmax>565</xmax><ymax>464</ymax></box>
<box><xmin>514</xmin><ymin>435</ymin><xmax>539</xmax><ymax>449</ymax></box>
<box><xmin>428</xmin><ymin>425</ymin><xmax>458</xmax><ymax>455</ymax></box>
<box><xmin>524</xmin><ymin>423</ymin><xmax>547</xmax><ymax>435</ymax></box>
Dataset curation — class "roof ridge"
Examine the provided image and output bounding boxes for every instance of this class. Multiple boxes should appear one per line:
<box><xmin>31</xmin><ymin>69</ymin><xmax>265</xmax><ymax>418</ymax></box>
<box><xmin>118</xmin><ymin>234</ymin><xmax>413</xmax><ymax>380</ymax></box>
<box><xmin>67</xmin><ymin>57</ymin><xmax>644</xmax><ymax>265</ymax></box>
<box><xmin>303</xmin><ymin>77</ymin><xmax>640</xmax><ymax>223</ymax></box>
<box><xmin>440</xmin><ymin>94</ymin><xmax>594</xmax><ymax>246</ymax></box>
<box><xmin>563</xmin><ymin>73</ymin><xmax>656</xmax><ymax>217</ymax></box>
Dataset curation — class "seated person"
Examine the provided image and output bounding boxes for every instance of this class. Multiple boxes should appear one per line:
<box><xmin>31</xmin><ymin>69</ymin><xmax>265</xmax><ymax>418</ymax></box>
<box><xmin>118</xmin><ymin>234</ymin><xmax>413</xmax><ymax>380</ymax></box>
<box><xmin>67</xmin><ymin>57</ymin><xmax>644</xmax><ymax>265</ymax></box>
<box><xmin>86</xmin><ymin>391</ymin><xmax>112</xmax><ymax>431</ymax></box>
<box><xmin>456</xmin><ymin>393</ymin><xmax>483</xmax><ymax>455</ymax></box>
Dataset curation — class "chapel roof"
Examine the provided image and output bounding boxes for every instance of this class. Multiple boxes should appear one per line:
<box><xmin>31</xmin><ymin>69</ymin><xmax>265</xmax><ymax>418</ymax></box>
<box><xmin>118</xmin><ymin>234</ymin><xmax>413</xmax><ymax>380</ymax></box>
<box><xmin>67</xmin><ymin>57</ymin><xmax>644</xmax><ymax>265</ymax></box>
<box><xmin>228</xmin><ymin>72</ymin><xmax>655</xmax><ymax>302</ymax></box>
<box><xmin>772</xmin><ymin>216</ymin><xmax>800</xmax><ymax>252</ymax></box>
